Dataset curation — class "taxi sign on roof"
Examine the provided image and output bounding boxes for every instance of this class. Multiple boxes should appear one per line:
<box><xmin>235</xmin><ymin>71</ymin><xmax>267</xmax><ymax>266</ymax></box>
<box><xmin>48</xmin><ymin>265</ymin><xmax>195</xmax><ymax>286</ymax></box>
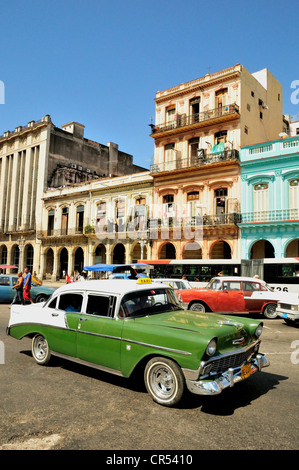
<box><xmin>136</xmin><ymin>278</ymin><xmax>152</xmax><ymax>284</ymax></box>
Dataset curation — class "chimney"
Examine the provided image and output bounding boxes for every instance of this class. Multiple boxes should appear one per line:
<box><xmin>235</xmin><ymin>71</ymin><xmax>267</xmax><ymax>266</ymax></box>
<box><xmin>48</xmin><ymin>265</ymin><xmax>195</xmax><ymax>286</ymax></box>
<box><xmin>61</xmin><ymin>121</ymin><xmax>85</xmax><ymax>139</ymax></box>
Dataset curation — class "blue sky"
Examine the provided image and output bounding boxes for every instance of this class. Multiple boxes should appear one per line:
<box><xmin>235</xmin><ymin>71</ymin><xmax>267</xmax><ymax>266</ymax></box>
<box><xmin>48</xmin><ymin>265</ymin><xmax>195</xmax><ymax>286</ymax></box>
<box><xmin>0</xmin><ymin>0</ymin><xmax>298</xmax><ymax>168</ymax></box>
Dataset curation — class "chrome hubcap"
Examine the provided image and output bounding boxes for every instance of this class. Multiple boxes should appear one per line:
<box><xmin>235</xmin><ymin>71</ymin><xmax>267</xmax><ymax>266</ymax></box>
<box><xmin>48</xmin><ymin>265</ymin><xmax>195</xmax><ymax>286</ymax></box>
<box><xmin>33</xmin><ymin>336</ymin><xmax>47</xmax><ymax>360</ymax></box>
<box><xmin>149</xmin><ymin>364</ymin><xmax>176</xmax><ymax>399</ymax></box>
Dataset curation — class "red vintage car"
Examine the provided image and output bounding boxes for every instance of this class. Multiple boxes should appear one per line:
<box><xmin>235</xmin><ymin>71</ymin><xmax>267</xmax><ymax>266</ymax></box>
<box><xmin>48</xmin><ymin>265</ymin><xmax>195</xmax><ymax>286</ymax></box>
<box><xmin>176</xmin><ymin>276</ymin><xmax>283</xmax><ymax>319</ymax></box>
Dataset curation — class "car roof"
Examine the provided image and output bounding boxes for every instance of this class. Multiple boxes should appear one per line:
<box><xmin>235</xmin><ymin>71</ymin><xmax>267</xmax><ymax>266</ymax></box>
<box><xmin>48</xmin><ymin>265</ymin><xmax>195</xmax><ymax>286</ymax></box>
<box><xmin>53</xmin><ymin>279</ymin><xmax>169</xmax><ymax>296</ymax></box>
<box><xmin>212</xmin><ymin>276</ymin><xmax>265</xmax><ymax>282</ymax></box>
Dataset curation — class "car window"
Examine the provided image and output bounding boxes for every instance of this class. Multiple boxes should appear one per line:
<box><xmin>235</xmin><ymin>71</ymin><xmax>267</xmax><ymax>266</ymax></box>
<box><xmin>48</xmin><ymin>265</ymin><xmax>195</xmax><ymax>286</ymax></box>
<box><xmin>86</xmin><ymin>294</ymin><xmax>116</xmax><ymax>317</ymax></box>
<box><xmin>12</xmin><ymin>277</ymin><xmax>18</xmax><ymax>286</ymax></box>
<box><xmin>244</xmin><ymin>282</ymin><xmax>260</xmax><ymax>291</ymax></box>
<box><xmin>0</xmin><ymin>276</ymin><xmax>10</xmax><ymax>286</ymax></box>
<box><xmin>223</xmin><ymin>282</ymin><xmax>241</xmax><ymax>291</ymax></box>
<box><xmin>48</xmin><ymin>297</ymin><xmax>57</xmax><ymax>309</ymax></box>
<box><xmin>207</xmin><ymin>279</ymin><xmax>222</xmax><ymax>290</ymax></box>
<box><xmin>58</xmin><ymin>293</ymin><xmax>83</xmax><ymax>312</ymax></box>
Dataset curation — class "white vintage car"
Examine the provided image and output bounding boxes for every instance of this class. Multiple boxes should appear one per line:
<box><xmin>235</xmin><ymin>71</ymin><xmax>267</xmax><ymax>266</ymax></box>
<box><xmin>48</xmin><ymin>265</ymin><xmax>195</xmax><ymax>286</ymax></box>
<box><xmin>152</xmin><ymin>278</ymin><xmax>193</xmax><ymax>290</ymax></box>
<box><xmin>276</xmin><ymin>298</ymin><xmax>299</xmax><ymax>325</ymax></box>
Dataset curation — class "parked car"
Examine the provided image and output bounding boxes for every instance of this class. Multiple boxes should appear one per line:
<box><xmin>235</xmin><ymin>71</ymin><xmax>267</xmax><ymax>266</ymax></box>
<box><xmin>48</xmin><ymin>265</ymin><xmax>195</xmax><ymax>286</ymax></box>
<box><xmin>0</xmin><ymin>274</ymin><xmax>56</xmax><ymax>303</ymax></box>
<box><xmin>7</xmin><ymin>278</ymin><xmax>269</xmax><ymax>406</ymax></box>
<box><xmin>276</xmin><ymin>298</ymin><xmax>299</xmax><ymax>326</ymax></box>
<box><xmin>175</xmin><ymin>276</ymin><xmax>299</xmax><ymax>319</ymax></box>
<box><xmin>153</xmin><ymin>278</ymin><xmax>193</xmax><ymax>290</ymax></box>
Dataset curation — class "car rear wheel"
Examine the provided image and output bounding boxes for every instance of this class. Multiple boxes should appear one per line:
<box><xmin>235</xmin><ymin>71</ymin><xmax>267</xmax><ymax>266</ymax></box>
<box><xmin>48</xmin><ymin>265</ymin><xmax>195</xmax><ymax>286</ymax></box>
<box><xmin>35</xmin><ymin>294</ymin><xmax>48</xmax><ymax>303</ymax></box>
<box><xmin>32</xmin><ymin>334</ymin><xmax>51</xmax><ymax>365</ymax></box>
<box><xmin>144</xmin><ymin>357</ymin><xmax>185</xmax><ymax>407</ymax></box>
<box><xmin>263</xmin><ymin>303</ymin><xmax>278</xmax><ymax>319</ymax></box>
<box><xmin>189</xmin><ymin>301</ymin><xmax>206</xmax><ymax>313</ymax></box>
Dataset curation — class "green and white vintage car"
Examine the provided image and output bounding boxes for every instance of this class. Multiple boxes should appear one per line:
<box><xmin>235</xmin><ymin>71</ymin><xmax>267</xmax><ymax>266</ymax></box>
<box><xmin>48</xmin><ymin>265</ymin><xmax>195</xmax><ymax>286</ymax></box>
<box><xmin>7</xmin><ymin>278</ymin><xmax>270</xmax><ymax>406</ymax></box>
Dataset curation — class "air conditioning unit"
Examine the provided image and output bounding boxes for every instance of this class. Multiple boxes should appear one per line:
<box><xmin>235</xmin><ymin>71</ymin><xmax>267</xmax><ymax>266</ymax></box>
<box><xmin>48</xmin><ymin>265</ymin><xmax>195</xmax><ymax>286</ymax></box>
<box><xmin>77</xmin><ymin>165</ymin><xmax>83</xmax><ymax>171</ymax></box>
<box><xmin>86</xmin><ymin>168</ymin><xmax>91</xmax><ymax>173</ymax></box>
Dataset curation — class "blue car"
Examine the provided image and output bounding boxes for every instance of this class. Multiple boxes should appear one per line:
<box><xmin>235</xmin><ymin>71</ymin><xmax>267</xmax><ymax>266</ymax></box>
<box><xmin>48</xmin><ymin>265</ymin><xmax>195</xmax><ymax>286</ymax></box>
<box><xmin>0</xmin><ymin>274</ymin><xmax>56</xmax><ymax>303</ymax></box>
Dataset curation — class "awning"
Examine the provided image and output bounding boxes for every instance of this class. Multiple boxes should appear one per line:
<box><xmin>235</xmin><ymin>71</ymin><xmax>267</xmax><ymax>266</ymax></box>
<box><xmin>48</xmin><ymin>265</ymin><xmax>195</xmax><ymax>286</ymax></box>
<box><xmin>0</xmin><ymin>265</ymin><xmax>18</xmax><ymax>269</ymax></box>
<box><xmin>83</xmin><ymin>263</ymin><xmax>153</xmax><ymax>272</ymax></box>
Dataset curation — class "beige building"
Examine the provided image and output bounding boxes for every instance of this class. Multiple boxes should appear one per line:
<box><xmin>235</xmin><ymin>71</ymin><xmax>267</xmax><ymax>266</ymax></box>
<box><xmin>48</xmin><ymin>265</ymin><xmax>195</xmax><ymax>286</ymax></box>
<box><xmin>149</xmin><ymin>64</ymin><xmax>284</xmax><ymax>260</ymax></box>
<box><xmin>38</xmin><ymin>172</ymin><xmax>153</xmax><ymax>280</ymax></box>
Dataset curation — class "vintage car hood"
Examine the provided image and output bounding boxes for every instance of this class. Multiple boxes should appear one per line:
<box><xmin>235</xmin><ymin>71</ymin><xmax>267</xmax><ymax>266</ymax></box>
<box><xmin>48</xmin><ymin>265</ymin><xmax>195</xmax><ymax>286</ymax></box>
<box><xmin>135</xmin><ymin>310</ymin><xmax>250</xmax><ymax>336</ymax></box>
<box><xmin>128</xmin><ymin>310</ymin><xmax>257</xmax><ymax>353</ymax></box>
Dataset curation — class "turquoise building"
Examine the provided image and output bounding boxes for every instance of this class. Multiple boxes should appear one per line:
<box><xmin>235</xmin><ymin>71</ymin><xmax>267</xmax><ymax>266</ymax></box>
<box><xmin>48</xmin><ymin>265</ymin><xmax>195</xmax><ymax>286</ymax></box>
<box><xmin>239</xmin><ymin>135</ymin><xmax>299</xmax><ymax>259</ymax></box>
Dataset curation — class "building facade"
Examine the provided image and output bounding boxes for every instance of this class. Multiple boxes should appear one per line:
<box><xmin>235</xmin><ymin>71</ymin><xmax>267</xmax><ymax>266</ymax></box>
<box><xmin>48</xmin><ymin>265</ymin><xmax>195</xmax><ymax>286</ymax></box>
<box><xmin>38</xmin><ymin>172</ymin><xmax>153</xmax><ymax>280</ymax></box>
<box><xmin>0</xmin><ymin>115</ymin><xmax>146</xmax><ymax>275</ymax></box>
<box><xmin>239</xmin><ymin>135</ymin><xmax>299</xmax><ymax>259</ymax></box>
<box><xmin>149</xmin><ymin>64</ymin><xmax>284</xmax><ymax>260</ymax></box>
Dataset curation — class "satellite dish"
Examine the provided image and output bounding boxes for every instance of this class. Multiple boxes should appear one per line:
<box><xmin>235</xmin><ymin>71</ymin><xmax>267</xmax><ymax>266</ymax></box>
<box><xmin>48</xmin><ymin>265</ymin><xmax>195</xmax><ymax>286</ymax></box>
<box><xmin>278</xmin><ymin>132</ymin><xmax>288</xmax><ymax>138</ymax></box>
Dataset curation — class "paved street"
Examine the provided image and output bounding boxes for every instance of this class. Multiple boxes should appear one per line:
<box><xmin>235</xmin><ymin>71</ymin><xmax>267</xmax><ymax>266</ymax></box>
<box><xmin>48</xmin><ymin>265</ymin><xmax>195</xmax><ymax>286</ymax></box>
<box><xmin>0</xmin><ymin>303</ymin><xmax>298</xmax><ymax>451</ymax></box>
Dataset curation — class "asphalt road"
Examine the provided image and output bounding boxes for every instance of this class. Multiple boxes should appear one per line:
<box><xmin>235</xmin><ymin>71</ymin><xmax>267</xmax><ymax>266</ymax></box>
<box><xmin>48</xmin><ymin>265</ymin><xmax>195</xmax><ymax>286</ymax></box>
<box><xmin>0</xmin><ymin>303</ymin><xmax>298</xmax><ymax>452</ymax></box>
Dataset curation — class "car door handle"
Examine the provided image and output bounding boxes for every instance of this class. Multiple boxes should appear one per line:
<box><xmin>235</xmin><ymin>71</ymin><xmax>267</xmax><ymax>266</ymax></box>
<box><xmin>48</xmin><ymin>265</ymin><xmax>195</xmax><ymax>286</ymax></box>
<box><xmin>79</xmin><ymin>317</ymin><xmax>88</xmax><ymax>321</ymax></box>
<box><xmin>51</xmin><ymin>313</ymin><xmax>59</xmax><ymax>317</ymax></box>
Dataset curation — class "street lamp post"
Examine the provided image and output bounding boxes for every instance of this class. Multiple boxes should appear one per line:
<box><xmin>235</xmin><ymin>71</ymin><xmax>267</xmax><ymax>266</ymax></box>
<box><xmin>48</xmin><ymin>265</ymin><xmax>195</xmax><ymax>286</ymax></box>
<box><xmin>17</xmin><ymin>237</ymin><xmax>26</xmax><ymax>272</ymax></box>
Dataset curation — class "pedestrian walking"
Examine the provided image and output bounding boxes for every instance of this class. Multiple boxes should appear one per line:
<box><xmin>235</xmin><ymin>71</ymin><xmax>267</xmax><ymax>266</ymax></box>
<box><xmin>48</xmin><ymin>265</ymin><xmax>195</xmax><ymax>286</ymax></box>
<box><xmin>11</xmin><ymin>272</ymin><xmax>24</xmax><ymax>305</ymax></box>
<box><xmin>23</xmin><ymin>267</ymin><xmax>34</xmax><ymax>304</ymax></box>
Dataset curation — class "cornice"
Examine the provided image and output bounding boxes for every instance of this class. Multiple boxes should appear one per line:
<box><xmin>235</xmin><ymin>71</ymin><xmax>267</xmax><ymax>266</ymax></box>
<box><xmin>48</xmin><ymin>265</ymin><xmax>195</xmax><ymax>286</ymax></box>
<box><xmin>155</xmin><ymin>71</ymin><xmax>241</xmax><ymax>105</ymax></box>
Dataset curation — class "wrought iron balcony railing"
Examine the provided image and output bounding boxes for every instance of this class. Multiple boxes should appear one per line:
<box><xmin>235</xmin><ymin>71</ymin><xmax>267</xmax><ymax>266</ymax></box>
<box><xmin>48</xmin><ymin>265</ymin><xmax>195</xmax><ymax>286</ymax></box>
<box><xmin>150</xmin><ymin>149</ymin><xmax>239</xmax><ymax>174</ymax></box>
<box><xmin>150</xmin><ymin>103</ymin><xmax>239</xmax><ymax>136</ymax></box>
<box><xmin>238</xmin><ymin>209</ymin><xmax>299</xmax><ymax>224</ymax></box>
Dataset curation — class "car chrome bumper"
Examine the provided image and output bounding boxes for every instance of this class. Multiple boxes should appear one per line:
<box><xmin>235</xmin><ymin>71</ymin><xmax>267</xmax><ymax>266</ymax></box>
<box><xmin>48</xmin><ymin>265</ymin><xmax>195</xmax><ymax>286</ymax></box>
<box><xmin>276</xmin><ymin>309</ymin><xmax>299</xmax><ymax>321</ymax></box>
<box><xmin>185</xmin><ymin>354</ymin><xmax>270</xmax><ymax>396</ymax></box>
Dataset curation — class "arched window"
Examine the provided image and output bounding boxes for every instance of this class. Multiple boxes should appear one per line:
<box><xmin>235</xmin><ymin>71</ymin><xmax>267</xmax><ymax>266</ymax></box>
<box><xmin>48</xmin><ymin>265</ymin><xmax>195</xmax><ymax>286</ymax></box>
<box><xmin>61</xmin><ymin>207</ymin><xmax>69</xmax><ymax>235</ymax></box>
<box><xmin>214</xmin><ymin>188</ymin><xmax>227</xmax><ymax>215</ymax></box>
<box><xmin>253</xmin><ymin>183</ymin><xmax>269</xmax><ymax>219</ymax></box>
<box><xmin>76</xmin><ymin>205</ymin><xmax>84</xmax><ymax>233</ymax></box>
<box><xmin>47</xmin><ymin>209</ymin><xmax>55</xmax><ymax>236</ymax></box>
<box><xmin>164</xmin><ymin>143</ymin><xmax>175</xmax><ymax>170</ymax></box>
<box><xmin>187</xmin><ymin>191</ymin><xmax>200</xmax><ymax>218</ymax></box>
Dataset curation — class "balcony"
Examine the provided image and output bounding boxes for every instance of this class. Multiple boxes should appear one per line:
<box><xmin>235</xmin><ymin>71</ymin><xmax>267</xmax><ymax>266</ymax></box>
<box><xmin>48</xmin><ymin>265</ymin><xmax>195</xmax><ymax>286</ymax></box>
<box><xmin>238</xmin><ymin>209</ymin><xmax>299</xmax><ymax>224</ymax></box>
<box><xmin>150</xmin><ymin>149</ymin><xmax>239</xmax><ymax>175</ymax></box>
<box><xmin>150</xmin><ymin>104</ymin><xmax>239</xmax><ymax>138</ymax></box>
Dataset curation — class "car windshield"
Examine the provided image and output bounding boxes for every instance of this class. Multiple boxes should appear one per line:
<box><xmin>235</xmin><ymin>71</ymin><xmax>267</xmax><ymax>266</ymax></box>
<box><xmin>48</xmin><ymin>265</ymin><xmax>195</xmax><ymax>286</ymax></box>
<box><xmin>120</xmin><ymin>288</ymin><xmax>181</xmax><ymax>318</ymax></box>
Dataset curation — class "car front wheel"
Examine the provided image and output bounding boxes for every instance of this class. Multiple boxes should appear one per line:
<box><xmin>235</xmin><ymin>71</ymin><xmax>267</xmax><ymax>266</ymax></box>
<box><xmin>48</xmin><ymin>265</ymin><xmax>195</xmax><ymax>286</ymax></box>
<box><xmin>32</xmin><ymin>334</ymin><xmax>51</xmax><ymax>365</ymax></box>
<box><xmin>144</xmin><ymin>357</ymin><xmax>185</xmax><ymax>407</ymax></box>
<box><xmin>263</xmin><ymin>303</ymin><xmax>278</xmax><ymax>319</ymax></box>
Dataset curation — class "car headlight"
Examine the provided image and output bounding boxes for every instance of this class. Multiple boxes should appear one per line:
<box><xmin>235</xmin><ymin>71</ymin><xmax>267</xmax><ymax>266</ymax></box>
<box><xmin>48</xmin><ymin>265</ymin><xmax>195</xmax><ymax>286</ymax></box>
<box><xmin>255</xmin><ymin>323</ymin><xmax>263</xmax><ymax>338</ymax></box>
<box><xmin>206</xmin><ymin>339</ymin><xmax>217</xmax><ymax>357</ymax></box>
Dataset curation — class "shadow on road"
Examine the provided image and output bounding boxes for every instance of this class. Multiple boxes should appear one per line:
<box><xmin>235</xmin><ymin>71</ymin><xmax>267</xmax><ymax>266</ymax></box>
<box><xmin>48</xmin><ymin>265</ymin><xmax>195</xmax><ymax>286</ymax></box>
<box><xmin>20</xmin><ymin>348</ymin><xmax>288</xmax><ymax>414</ymax></box>
<box><xmin>183</xmin><ymin>371</ymin><xmax>288</xmax><ymax>415</ymax></box>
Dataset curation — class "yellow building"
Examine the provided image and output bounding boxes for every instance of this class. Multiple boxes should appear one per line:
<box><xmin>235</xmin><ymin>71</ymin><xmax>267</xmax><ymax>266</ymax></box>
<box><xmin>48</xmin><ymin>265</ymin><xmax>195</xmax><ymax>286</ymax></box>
<box><xmin>149</xmin><ymin>64</ymin><xmax>284</xmax><ymax>260</ymax></box>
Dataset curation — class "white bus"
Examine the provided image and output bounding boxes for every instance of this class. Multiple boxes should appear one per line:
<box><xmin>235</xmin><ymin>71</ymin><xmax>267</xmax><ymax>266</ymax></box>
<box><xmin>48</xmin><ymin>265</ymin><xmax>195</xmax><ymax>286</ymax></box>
<box><xmin>140</xmin><ymin>258</ymin><xmax>299</xmax><ymax>294</ymax></box>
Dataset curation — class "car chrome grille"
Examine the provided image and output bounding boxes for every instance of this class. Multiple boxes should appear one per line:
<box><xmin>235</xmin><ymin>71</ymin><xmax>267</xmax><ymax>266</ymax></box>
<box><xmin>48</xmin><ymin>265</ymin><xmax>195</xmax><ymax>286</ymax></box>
<box><xmin>208</xmin><ymin>344</ymin><xmax>257</xmax><ymax>374</ymax></box>
<box><xmin>279</xmin><ymin>303</ymin><xmax>292</xmax><ymax>310</ymax></box>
